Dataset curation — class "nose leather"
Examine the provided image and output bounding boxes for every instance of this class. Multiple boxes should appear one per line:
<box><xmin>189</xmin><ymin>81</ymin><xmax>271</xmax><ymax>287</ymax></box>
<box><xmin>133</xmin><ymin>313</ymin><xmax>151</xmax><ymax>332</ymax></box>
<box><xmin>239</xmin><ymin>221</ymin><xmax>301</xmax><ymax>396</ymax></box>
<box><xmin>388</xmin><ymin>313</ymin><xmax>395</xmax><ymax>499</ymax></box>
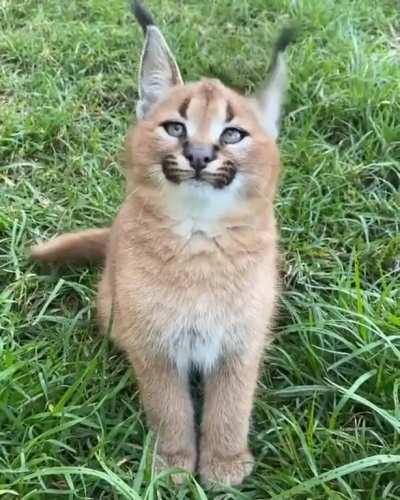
<box><xmin>183</xmin><ymin>142</ymin><xmax>217</xmax><ymax>171</ymax></box>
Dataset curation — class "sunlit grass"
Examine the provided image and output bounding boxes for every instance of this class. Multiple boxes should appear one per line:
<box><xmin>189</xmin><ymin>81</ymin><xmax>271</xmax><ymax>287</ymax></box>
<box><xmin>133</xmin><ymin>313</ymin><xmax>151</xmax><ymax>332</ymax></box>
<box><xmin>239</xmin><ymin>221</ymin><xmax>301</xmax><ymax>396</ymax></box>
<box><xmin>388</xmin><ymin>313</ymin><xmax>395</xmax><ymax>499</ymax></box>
<box><xmin>1</xmin><ymin>0</ymin><xmax>399</xmax><ymax>497</ymax></box>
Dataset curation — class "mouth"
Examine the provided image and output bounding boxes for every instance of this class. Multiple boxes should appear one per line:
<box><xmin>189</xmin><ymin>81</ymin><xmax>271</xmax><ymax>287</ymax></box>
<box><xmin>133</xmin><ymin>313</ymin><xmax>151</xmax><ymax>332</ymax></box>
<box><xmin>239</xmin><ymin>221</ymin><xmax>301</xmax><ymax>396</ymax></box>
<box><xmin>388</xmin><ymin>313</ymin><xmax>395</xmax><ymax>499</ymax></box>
<box><xmin>162</xmin><ymin>158</ymin><xmax>237</xmax><ymax>189</ymax></box>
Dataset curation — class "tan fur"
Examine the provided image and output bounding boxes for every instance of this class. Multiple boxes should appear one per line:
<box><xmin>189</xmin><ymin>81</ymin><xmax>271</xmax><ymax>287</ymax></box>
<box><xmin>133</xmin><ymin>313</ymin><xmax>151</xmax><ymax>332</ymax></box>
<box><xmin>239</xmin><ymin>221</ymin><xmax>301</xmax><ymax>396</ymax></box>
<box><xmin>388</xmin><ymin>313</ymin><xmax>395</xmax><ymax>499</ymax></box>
<box><xmin>31</xmin><ymin>228</ymin><xmax>110</xmax><ymax>263</ymax></box>
<box><xmin>32</xmin><ymin>75</ymin><xmax>282</xmax><ymax>485</ymax></box>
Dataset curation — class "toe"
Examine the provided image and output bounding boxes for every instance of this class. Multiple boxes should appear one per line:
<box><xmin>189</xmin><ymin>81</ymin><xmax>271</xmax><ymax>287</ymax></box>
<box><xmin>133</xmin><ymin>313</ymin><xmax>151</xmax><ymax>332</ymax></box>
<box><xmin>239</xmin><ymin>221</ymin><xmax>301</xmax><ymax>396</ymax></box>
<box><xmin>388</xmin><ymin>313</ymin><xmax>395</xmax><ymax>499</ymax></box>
<box><xmin>200</xmin><ymin>450</ymin><xmax>254</xmax><ymax>486</ymax></box>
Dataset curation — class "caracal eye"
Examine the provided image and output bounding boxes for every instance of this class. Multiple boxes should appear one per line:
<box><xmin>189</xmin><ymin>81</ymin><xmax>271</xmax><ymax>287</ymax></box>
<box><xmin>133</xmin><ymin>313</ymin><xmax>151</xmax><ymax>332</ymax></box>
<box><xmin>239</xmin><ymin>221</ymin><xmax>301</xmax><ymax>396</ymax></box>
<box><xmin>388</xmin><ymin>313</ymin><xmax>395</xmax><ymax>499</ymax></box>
<box><xmin>220</xmin><ymin>127</ymin><xmax>247</xmax><ymax>145</ymax></box>
<box><xmin>163</xmin><ymin>121</ymin><xmax>186</xmax><ymax>138</ymax></box>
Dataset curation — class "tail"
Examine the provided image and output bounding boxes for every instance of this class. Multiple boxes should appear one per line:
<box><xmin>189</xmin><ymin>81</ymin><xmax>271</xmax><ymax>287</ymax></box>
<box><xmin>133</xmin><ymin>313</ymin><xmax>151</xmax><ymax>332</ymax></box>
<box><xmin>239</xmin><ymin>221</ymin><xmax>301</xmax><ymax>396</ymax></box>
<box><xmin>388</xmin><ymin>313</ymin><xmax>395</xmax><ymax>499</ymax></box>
<box><xmin>31</xmin><ymin>228</ymin><xmax>110</xmax><ymax>264</ymax></box>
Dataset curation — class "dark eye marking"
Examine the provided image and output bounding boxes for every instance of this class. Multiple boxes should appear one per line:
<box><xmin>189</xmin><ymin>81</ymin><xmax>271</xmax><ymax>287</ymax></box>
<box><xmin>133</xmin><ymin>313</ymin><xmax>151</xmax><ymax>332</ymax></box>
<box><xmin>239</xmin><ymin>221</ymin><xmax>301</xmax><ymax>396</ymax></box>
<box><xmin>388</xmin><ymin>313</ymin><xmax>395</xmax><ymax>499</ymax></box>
<box><xmin>178</xmin><ymin>97</ymin><xmax>191</xmax><ymax>119</ymax></box>
<box><xmin>226</xmin><ymin>101</ymin><xmax>235</xmax><ymax>122</ymax></box>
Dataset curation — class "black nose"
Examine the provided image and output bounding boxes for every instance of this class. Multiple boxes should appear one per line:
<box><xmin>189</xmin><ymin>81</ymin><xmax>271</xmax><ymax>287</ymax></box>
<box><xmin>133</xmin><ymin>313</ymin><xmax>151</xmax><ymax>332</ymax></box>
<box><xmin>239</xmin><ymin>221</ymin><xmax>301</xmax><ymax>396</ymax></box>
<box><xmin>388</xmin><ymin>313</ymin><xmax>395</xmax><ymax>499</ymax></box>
<box><xmin>183</xmin><ymin>142</ymin><xmax>217</xmax><ymax>172</ymax></box>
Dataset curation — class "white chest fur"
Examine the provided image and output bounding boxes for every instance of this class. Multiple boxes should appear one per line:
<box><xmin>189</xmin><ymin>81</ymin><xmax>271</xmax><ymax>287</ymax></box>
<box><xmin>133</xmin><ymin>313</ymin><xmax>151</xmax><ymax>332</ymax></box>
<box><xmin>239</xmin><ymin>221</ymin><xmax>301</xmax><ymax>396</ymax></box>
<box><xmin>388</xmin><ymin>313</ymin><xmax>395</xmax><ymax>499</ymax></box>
<box><xmin>147</xmin><ymin>178</ymin><xmax>255</xmax><ymax>373</ymax></box>
<box><xmin>148</xmin><ymin>287</ymin><xmax>249</xmax><ymax>375</ymax></box>
<box><xmin>156</xmin><ymin>305</ymin><xmax>247</xmax><ymax>375</ymax></box>
<box><xmin>166</xmin><ymin>324</ymin><xmax>227</xmax><ymax>375</ymax></box>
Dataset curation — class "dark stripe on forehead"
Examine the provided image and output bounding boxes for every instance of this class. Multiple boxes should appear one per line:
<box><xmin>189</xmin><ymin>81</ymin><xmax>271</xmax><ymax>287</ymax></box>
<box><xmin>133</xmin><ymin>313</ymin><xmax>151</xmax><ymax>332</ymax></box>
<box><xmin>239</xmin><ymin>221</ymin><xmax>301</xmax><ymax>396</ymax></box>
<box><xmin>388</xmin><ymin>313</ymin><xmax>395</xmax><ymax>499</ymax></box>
<box><xmin>178</xmin><ymin>97</ymin><xmax>191</xmax><ymax>119</ymax></box>
<box><xmin>226</xmin><ymin>102</ymin><xmax>235</xmax><ymax>122</ymax></box>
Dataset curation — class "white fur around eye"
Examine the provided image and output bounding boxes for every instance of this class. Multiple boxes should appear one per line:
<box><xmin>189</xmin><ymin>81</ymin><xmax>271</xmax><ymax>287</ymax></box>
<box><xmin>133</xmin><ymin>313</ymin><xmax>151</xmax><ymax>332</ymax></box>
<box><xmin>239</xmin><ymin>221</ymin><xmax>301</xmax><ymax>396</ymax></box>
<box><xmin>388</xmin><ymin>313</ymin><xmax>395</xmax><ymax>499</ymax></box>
<box><xmin>209</xmin><ymin>117</ymin><xmax>225</xmax><ymax>143</ymax></box>
<box><xmin>185</xmin><ymin>120</ymin><xmax>196</xmax><ymax>139</ymax></box>
<box><xmin>157</xmin><ymin>126</ymin><xmax>179</xmax><ymax>141</ymax></box>
<box><xmin>224</xmin><ymin>135</ymin><xmax>251</xmax><ymax>152</ymax></box>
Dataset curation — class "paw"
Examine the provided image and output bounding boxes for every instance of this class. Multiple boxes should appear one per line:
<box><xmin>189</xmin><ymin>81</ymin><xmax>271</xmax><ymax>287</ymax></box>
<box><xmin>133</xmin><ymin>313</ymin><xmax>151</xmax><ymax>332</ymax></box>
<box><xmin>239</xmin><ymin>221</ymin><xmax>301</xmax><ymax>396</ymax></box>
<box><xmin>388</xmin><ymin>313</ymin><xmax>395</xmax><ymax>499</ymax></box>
<box><xmin>155</xmin><ymin>449</ymin><xmax>196</xmax><ymax>484</ymax></box>
<box><xmin>199</xmin><ymin>449</ymin><xmax>254</xmax><ymax>486</ymax></box>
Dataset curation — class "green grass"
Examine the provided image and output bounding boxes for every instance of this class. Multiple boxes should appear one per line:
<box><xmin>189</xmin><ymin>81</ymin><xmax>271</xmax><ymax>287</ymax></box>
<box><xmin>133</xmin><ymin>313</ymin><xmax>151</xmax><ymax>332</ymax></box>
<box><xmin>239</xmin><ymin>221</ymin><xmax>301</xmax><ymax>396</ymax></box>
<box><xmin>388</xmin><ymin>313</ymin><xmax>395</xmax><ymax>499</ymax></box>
<box><xmin>1</xmin><ymin>0</ymin><xmax>399</xmax><ymax>498</ymax></box>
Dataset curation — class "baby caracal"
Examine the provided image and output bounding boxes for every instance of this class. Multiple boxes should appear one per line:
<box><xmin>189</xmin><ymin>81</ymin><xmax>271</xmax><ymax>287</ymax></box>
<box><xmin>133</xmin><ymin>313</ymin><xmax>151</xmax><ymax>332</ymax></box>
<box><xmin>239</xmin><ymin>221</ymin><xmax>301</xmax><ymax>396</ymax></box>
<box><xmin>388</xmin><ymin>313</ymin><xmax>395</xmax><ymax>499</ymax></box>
<box><xmin>32</xmin><ymin>1</ymin><xmax>293</xmax><ymax>486</ymax></box>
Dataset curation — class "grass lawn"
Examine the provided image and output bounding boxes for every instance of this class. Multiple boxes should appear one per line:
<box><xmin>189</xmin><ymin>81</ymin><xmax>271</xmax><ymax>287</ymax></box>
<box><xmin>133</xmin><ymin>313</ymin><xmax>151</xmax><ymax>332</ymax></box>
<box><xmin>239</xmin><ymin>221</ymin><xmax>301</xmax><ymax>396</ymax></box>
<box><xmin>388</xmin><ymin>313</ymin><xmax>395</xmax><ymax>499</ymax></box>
<box><xmin>1</xmin><ymin>0</ymin><xmax>400</xmax><ymax>498</ymax></box>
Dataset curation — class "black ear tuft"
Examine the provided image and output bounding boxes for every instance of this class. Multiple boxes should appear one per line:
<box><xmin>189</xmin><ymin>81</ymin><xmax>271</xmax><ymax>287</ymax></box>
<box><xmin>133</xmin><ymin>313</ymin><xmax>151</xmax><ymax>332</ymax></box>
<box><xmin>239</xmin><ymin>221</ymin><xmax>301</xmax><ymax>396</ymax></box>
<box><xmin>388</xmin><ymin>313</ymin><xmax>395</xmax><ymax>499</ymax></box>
<box><xmin>267</xmin><ymin>26</ymin><xmax>297</xmax><ymax>76</ymax></box>
<box><xmin>131</xmin><ymin>1</ymin><xmax>156</xmax><ymax>33</ymax></box>
<box><xmin>274</xmin><ymin>26</ymin><xmax>297</xmax><ymax>54</ymax></box>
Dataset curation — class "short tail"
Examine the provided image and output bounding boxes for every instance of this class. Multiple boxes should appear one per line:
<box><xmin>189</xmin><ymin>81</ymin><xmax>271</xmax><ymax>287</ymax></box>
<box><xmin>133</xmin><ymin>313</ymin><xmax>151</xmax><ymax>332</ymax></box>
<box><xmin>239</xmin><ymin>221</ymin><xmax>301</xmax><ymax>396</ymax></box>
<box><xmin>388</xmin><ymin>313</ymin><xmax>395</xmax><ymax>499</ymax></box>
<box><xmin>31</xmin><ymin>228</ymin><xmax>110</xmax><ymax>264</ymax></box>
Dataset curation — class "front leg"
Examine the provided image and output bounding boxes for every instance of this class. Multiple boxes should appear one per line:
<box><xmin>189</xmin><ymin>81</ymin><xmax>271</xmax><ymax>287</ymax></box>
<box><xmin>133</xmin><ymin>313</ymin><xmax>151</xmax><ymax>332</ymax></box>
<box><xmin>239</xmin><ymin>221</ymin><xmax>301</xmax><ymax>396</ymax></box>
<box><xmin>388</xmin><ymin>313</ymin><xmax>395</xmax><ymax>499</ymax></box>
<box><xmin>128</xmin><ymin>354</ymin><xmax>196</xmax><ymax>477</ymax></box>
<box><xmin>199</xmin><ymin>349</ymin><xmax>262</xmax><ymax>486</ymax></box>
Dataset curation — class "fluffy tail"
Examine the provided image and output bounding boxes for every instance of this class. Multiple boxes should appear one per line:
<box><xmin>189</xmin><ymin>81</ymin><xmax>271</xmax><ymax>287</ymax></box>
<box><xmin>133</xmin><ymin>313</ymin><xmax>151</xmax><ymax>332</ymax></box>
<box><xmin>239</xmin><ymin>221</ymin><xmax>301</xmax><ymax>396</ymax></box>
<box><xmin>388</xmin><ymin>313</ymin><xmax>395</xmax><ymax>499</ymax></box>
<box><xmin>31</xmin><ymin>228</ymin><xmax>110</xmax><ymax>264</ymax></box>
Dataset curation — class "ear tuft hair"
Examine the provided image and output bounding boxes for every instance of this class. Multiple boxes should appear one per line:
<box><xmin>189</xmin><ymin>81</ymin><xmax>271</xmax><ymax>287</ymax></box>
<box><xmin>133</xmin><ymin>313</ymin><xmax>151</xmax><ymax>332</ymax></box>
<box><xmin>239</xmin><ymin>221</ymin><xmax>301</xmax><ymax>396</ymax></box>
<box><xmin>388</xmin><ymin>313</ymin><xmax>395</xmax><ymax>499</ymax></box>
<box><xmin>131</xmin><ymin>1</ymin><xmax>155</xmax><ymax>33</ymax></box>
<box><xmin>273</xmin><ymin>26</ymin><xmax>297</xmax><ymax>56</ymax></box>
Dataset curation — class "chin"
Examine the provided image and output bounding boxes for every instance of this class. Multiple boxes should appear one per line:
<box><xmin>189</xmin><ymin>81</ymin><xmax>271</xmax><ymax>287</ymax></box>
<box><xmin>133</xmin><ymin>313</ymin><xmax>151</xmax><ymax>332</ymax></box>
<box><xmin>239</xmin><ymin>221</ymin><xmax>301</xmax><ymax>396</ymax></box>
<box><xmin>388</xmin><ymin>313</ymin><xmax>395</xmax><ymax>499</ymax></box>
<box><xmin>186</xmin><ymin>178</ymin><xmax>216</xmax><ymax>190</ymax></box>
<box><xmin>160</xmin><ymin>172</ymin><xmax>245</xmax><ymax>224</ymax></box>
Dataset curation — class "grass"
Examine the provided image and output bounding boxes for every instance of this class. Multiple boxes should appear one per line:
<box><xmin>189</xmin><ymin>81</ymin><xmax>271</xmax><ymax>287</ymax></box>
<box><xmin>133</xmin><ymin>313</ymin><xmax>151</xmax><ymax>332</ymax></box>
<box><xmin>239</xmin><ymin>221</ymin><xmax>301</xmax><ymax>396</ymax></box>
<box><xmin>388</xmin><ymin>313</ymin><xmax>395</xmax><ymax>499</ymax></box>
<box><xmin>1</xmin><ymin>0</ymin><xmax>399</xmax><ymax>497</ymax></box>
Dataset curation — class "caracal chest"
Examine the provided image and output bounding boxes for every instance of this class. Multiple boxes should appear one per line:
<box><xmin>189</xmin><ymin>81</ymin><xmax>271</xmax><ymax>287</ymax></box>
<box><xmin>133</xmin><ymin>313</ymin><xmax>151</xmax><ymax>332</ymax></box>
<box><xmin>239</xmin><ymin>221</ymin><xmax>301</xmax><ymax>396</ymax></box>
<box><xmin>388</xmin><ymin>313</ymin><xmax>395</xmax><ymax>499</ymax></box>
<box><xmin>152</xmin><ymin>184</ymin><xmax>251</xmax><ymax>373</ymax></box>
<box><xmin>154</xmin><ymin>273</ymin><xmax>247</xmax><ymax>375</ymax></box>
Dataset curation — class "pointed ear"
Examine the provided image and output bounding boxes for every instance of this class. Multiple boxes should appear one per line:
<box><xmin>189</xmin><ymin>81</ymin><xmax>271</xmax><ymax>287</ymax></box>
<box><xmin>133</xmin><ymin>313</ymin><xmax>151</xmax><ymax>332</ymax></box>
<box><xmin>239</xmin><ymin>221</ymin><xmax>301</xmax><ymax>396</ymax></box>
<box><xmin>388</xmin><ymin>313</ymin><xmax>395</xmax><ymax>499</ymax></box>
<box><xmin>257</xmin><ymin>53</ymin><xmax>288</xmax><ymax>139</ymax></box>
<box><xmin>136</xmin><ymin>25</ymin><xmax>183</xmax><ymax>119</ymax></box>
<box><xmin>255</xmin><ymin>28</ymin><xmax>295</xmax><ymax>139</ymax></box>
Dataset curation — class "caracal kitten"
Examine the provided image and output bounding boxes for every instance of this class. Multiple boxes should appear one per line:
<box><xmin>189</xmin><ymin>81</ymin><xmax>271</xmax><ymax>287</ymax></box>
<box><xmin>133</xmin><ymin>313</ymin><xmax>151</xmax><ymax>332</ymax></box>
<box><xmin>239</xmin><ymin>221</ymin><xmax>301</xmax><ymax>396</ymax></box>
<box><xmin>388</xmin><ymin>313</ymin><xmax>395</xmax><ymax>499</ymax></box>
<box><xmin>32</xmin><ymin>1</ymin><xmax>294</xmax><ymax>486</ymax></box>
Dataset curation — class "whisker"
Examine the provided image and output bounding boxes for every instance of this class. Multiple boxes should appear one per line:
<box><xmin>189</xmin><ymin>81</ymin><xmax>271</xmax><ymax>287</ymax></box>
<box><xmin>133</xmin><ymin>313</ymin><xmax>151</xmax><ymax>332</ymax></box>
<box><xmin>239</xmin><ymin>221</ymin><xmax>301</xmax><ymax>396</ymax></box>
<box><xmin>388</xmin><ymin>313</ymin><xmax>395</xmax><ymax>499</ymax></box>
<box><xmin>201</xmin><ymin>172</ymin><xmax>221</xmax><ymax>178</ymax></box>
<box><xmin>165</xmin><ymin>168</ymin><xmax>190</xmax><ymax>174</ymax></box>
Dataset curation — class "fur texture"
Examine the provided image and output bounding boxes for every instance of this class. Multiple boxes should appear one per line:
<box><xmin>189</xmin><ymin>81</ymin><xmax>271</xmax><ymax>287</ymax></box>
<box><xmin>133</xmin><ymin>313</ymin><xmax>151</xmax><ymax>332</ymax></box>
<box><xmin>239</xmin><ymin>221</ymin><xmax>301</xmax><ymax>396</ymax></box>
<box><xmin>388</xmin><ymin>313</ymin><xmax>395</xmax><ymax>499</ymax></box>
<box><xmin>32</xmin><ymin>3</ymin><xmax>292</xmax><ymax>486</ymax></box>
